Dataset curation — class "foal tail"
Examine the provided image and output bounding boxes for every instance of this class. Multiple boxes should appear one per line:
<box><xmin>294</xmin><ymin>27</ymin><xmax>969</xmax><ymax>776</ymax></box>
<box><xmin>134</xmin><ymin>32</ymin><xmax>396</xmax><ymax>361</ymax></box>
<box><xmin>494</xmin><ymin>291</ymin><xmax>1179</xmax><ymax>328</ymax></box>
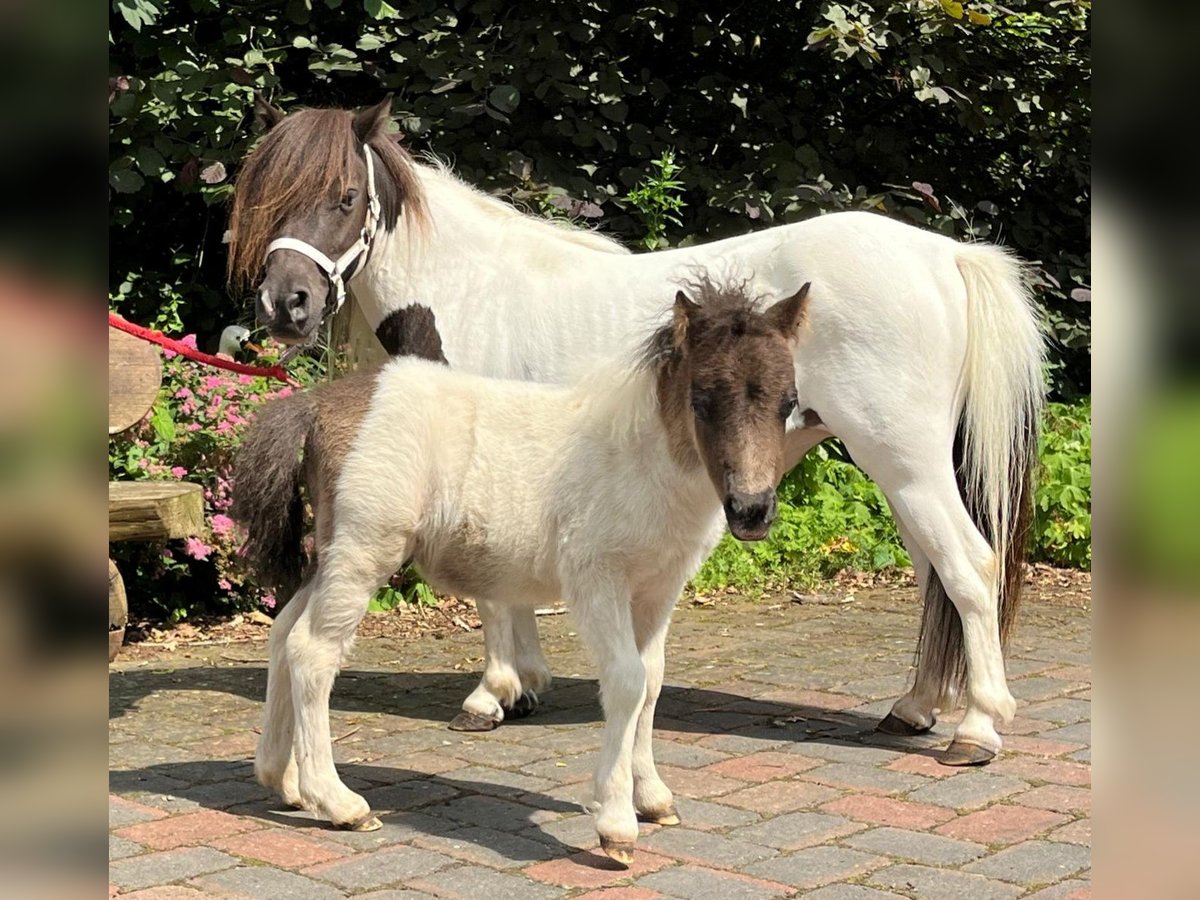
<box><xmin>919</xmin><ymin>243</ymin><xmax>1046</xmax><ymax>708</ymax></box>
<box><xmin>230</xmin><ymin>390</ymin><xmax>317</xmax><ymax>596</ymax></box>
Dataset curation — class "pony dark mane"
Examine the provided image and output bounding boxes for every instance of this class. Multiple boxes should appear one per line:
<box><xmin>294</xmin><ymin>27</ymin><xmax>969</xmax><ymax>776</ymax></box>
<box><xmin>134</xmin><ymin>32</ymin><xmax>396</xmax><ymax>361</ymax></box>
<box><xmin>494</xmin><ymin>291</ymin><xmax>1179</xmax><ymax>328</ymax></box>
<box><xmin>226</xmin><ymin>107</ymin><xmax>426</xmax><ymax>288</ymax></box>
<box><xmin>639</xmin><ymin>274</ymin><xmax>769</xmax><ymax>371</ymax></box>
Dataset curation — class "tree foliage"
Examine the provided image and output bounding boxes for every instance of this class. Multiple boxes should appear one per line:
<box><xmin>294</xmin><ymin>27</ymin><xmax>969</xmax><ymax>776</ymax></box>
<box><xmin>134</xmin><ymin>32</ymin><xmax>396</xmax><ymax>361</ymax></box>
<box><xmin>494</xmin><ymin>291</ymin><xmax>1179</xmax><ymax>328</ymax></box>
<box><xmin>110</xmin><ymin>0</ymin><xmax>1090</xmax><ymax>396</ymax></box>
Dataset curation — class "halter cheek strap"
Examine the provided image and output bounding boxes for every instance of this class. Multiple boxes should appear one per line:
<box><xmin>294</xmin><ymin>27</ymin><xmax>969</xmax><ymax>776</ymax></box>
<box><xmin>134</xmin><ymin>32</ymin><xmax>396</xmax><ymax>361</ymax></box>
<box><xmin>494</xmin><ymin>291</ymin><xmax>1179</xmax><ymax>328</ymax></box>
<box><xmin>264</xmin><ymin>144</ymin><xmax>383</xmax><ymax>314</ymax></box>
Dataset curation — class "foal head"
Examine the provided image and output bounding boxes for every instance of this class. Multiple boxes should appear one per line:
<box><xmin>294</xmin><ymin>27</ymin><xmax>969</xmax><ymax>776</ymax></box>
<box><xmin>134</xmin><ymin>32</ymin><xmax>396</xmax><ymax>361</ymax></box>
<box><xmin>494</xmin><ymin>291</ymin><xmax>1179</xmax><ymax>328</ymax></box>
<box><xmin>649</xmin><ymin>278</ymin><xmax>811</xmax><ymax>541</ymax></box>
<box><xmin>227</xmin><ymin>96</ymin><xmax>425</xmax><ymax>343</ymax></box>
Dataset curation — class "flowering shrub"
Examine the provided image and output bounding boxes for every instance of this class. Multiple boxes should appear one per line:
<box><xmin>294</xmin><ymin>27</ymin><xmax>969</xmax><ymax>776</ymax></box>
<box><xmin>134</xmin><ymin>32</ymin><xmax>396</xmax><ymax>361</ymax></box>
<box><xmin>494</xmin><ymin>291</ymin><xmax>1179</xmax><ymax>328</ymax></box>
<box><xmin>108</xmin><ymin>334</ymin><xmax>320</xmax><ymax>621</ymax></box>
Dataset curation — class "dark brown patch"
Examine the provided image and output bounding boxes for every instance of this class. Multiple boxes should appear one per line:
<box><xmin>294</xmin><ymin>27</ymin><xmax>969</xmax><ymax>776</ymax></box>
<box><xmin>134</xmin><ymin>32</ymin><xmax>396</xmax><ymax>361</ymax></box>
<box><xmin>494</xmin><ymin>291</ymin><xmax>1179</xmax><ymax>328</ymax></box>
<box><xmin>227</xmin><ymin>104</ymin><xmax>427</xmax><ymax>289</ymax></box>
<box><xmin>375</xmin><ymin>304</ymin><xmax>449</xmax><ymax>362</ymax></box>
<box><xmin>802</xmin><ymin>408</ymin><xmax>823</xmax><ymax>428</ymax></box>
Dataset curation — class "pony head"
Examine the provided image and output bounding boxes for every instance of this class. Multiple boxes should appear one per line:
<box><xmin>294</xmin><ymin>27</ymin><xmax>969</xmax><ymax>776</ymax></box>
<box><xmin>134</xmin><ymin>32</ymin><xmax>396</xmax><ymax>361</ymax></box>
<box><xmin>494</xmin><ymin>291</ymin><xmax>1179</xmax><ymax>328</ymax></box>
<box><xmin>227</xmin><ymin>95</ymin><xmax>426</xmax><ymax>343</ymax></box>
<box><xmin>649</xmin><ymin>276</ymin><xmax>811</xmax><ymax>541</ymax></box>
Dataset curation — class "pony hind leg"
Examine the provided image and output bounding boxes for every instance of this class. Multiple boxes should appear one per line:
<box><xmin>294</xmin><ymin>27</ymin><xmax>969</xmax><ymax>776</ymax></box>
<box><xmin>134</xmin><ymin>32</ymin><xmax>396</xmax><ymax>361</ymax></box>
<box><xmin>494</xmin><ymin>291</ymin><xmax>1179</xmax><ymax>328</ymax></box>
<box><xmin>255</xmin><ymin>578</ymin><xmax>312</xmax><ymax>807</ymax></box>
<box><xmin>878</xmin><ymin>470</ymin><xmax>1017</xmax><ymax>763</ymax></box>
<box><xmin>451</xmin><ymin>598</ymin><xmax>524</xmax><ymax>731</ymax></box>
<box><xmin>288</xmin><ymin>544</ymin><xmax>408</xmax><ymax>830</ymax></box>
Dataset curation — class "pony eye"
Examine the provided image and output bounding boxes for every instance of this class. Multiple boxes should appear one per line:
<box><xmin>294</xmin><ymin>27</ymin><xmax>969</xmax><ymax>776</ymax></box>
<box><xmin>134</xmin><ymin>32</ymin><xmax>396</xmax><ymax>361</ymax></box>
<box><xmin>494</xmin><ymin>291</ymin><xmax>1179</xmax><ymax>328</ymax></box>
<box><xmin>340</xmin><ymin>189</ymin><xmax>358</xmax><ymax>211</ymax></box>
<box><xmin>780</xmin><ymin>394</ymin><xmax>798</xmax><ymax>420</ymax></box>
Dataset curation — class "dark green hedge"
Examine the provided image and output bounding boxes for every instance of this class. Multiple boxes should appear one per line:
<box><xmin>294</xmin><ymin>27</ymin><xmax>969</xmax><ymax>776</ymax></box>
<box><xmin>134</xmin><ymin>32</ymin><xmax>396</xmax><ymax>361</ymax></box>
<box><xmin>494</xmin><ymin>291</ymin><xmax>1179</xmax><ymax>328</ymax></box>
<box><xmin>110</xmin><ymin>0</ymin><xmax>1090</xmax><ymax>397</ymax></box>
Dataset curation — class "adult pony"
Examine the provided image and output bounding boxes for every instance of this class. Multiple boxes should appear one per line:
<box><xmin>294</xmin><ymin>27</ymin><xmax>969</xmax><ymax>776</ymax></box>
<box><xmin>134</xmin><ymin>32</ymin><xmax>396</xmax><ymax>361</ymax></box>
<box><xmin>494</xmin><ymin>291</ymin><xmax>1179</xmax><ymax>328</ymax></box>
<box><xmin>229</xmin><ymin>96</ymin><xmax>1045</xmax><ymax>767</ymax></box>
<box><xmin>233</xmin><ymin>279</ymin><xmax>812</xmax><ymax>861</ymax></box>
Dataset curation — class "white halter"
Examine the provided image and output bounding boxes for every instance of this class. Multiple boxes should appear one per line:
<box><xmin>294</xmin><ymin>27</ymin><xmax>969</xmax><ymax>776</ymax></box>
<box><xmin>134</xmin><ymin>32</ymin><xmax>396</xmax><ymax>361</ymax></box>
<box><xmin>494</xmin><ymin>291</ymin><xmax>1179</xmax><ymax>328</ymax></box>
<box><xmin>264</xmin><ymin>144</ymin><xmax>382</xmax><ymax>314</ymax></box>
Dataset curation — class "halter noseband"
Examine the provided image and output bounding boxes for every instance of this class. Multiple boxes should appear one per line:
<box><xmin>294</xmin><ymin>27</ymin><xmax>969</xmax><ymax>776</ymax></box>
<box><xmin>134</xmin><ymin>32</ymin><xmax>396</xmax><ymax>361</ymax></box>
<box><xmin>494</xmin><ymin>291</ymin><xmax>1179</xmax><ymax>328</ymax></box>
<box><xmin>264</xmin><ymin>144</ymin><xmax>383</xmax><ymax>315</ymax></box>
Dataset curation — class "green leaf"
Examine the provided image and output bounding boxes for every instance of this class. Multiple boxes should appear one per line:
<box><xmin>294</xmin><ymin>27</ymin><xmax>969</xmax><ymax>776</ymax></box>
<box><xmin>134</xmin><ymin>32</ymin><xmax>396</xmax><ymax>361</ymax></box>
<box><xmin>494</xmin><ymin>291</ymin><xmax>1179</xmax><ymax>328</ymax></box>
<box><xmin>363</xmin><ymin>0</ymin><xmax>398</xmax><ymax>19</ymax></box>
<box><xmin>488</xmin><ymin>85</ymin><xmax>520</xmax><ymax>113</ymax></box>
<box><xmin>149</xmin><ymin>401</ymin><xmax>176</xmax><ymax>443</ymax></box>
<box><xmin>109</xmin><ymin>167</ymin><xmax>145</xmax><ymax>194</ymax></box>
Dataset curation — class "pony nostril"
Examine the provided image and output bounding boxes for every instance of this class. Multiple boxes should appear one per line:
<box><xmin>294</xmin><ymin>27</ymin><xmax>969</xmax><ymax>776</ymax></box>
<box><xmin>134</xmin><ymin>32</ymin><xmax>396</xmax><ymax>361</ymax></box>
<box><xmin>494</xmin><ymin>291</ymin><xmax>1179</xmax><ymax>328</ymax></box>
<box><xmin>285</xmin><ymin>291</ymin><xmax>308</xmax><ymax>323</ymax></box>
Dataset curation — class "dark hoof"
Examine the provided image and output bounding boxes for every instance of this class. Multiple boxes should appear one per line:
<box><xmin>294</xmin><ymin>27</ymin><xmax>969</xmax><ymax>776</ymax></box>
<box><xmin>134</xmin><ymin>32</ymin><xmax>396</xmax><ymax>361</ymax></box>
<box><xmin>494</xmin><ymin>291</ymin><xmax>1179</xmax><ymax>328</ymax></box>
<box><xmin>599</xmin><ymin>835</ymin><xmax>636</xmax><ymax>866</ymax></box>
<box><xmin>637</xmin><ymin>805</ymin><xmax>680</xmax><ymax>826</ymax></box>
<box><xmin>448</xmin><ymin>710</ymin><xmax>500</xmax><ymax>732</ymax></box>
<box><xmin>876</xmin><ymin>712</ymin><xmax>934</xmax><ymax>737</ymax></box>
<box><xmin>336</xmin><ymin>813</ymin><xmax>382</xmax><ymax>832</ymax></box>
<box><xmin>940</xmin><ymin>740</ymin><xmax>996</xmax><ymax>767</ymax></box>
<box><xmin>503</xmin><ymin>692</ymin><xmax>539</xmax><ymax>721</ymax></box>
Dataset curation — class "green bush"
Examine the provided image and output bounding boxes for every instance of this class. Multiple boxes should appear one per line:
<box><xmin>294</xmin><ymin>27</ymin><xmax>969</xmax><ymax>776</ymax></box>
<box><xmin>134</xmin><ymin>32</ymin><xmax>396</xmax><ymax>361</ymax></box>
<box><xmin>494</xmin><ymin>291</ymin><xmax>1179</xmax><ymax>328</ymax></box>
<box><xmin>1032</xmin><ymin>400</ymin><xmax>1091</xmax><ymax>568</ymax></box>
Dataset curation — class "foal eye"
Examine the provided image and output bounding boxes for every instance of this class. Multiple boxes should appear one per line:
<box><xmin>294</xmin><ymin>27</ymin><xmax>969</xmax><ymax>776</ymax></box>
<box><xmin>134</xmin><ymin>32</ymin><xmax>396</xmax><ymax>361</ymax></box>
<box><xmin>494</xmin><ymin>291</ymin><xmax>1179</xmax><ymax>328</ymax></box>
<box><xmin>691</xmin><ymin>390</ymin><xmax>714</xmax><ymax>420</ymax></box>
<box><xmin>780</xmin><ymin>394</ymin><xmax>798</xmax><ymax>420</ymax></box>
<box><xmin>339</xmin><ymin>189</ymin><xmax>359</xmax><ymax>211</ymax></box>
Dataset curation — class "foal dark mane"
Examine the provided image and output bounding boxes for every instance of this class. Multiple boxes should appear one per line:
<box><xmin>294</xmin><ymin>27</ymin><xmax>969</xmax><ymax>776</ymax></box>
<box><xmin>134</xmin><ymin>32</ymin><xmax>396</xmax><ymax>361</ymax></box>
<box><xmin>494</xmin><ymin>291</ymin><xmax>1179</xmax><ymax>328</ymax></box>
<box><xmin>639</xmin><ymin>274</ymin><xmax>769</xmax><ymax>371</ymax></box>
<box><xmin>226</xmin><ymin>107</ymin><xmax>427</xmax><ymax>289</ymax></box>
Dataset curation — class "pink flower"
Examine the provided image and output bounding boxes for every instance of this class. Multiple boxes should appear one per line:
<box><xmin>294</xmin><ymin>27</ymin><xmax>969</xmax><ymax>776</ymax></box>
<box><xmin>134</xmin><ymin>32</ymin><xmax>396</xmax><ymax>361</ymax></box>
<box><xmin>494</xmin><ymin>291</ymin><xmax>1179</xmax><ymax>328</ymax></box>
<box><xmin>174</xmin><ymin>387</ymin><xmax>193</xmax><ymax>400</ymax></box>
<box><xmin>183</xmin><ymin>536</ymin><xmax>212</xmax><ymax>561</ymax></box>
<box><xmin>277</xmin><ymin>386</ymin><xmax>293</xmax><ymax>398</ymax></box>
<box><xmin>216</xmin><ymin>421</ymin><xmax>232</xmax><ymax>434</ymax></box>
<box><xmin>261</xmin><ymin>592</ymin><xmax>277</xmax><ymax>610</ymax></box>
<box><xmin>163</xmin><ymin>347</ymin><xmax>177</xmax><ymax>360</ymax></box>
<box><xmin>180</xmin><ymin>334</ymin><xmax>198</xmax><ymax>350</ymax></box>
<box><xmin>170</xmin><ymin>466</ymin><xmax>188</xmax><ymax>478</ymax></box>
<box><xmin>203</xmin><ymin>375</ymin><xmax>222</xmax><ymax>392</ymax></box>
<box><xmin>210</xmin><ymin>514</ymin><xmax>235</xmax><ymax>536</ymax></box>
<box><xmin>185</xmin><ymin>422</ymin><xmax>202</xmax><ymax>432</ymax></box>
<box><xmin>137</xmin><ymin>458</ymin><xmax>149</xmax><ymax>469</ymax></box>
<box><xmin>238</xmin><ymin>374</ymin><xmax>254</xmax><ymax>386</ymax></box>
<box><xmin>217</xmin><ymin>578</ymin><xmax>232</xmax><ymax>591</ymax></box>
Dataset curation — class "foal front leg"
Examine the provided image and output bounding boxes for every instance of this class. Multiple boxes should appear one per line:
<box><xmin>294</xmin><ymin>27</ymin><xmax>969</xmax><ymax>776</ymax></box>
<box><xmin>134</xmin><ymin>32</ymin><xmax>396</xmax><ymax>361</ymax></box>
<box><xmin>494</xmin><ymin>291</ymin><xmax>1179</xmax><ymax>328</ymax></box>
<box><xmin>631</xmin><ymin>595</ymin><xmax>679</xmax><ymax>826</ymax></box>
<box><xmin>255</xmin><ymin>578</ymin><xmax>312</xmax><ymax>808</ymax></box>
<box><xmin>570</xmin><ymin>578</ymin><xmax>645</xmax><ymax>865</ymax></box>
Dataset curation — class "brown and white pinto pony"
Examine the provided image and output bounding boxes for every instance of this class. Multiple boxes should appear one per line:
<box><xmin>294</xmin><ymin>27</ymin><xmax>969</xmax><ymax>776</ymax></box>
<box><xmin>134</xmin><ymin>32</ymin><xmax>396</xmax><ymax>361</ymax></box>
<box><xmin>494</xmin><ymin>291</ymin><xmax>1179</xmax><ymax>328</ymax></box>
<box><xmin>233</xmin><ymin>279</ymin><xmax>811</xmax><ymax>863</ymax></box>
<box><xmin>229</xmin><ymin>96</ymin><xmax>1045</xmax><ymax>769</ymax></box>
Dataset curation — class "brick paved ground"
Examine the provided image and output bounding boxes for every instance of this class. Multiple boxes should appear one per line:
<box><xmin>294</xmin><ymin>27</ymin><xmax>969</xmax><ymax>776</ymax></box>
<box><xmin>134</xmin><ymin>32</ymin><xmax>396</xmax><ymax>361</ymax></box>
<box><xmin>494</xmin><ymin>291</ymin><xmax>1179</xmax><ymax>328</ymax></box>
<box><xmin>110</xmin><ymin>583</ymin><xmax>1090</xmax><ymax>898</ymax></box>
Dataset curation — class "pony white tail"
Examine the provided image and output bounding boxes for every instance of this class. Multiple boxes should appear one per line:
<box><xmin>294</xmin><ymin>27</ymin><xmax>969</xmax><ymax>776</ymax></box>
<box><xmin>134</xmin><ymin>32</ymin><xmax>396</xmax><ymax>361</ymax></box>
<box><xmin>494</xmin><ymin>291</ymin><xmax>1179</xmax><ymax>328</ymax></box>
<box><xmin>919</xmin><ymin>243</ymin><xmax>1046</xmax><ymax>707</ymax></box>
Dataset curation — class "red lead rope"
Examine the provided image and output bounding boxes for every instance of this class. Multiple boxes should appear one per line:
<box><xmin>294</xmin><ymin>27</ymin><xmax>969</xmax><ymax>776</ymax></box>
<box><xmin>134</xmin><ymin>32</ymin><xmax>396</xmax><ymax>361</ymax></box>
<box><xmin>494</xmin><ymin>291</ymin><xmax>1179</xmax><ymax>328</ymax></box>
<box><xmin>108</xmin><ymin>312</ymin><xmax>301</xmax><ymax>388</ymax></box>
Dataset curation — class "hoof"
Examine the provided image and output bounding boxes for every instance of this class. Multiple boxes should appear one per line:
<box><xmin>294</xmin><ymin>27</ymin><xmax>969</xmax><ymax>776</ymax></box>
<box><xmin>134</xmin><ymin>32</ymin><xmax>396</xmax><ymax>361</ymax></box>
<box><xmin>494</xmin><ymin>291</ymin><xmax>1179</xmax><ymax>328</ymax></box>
<box><xmin>448</xmin><ymin>710</ymin><xmax>500</xmax><ymax>732</ymax></box>
<box><xmin>503</xmin><ymin>691</ymin><xmax>539</xmax><ymax>721</ymax></box>
<box><xmin>336</xmin><ymin>813</ymin><xmax>382</xmax><ymax>832</ymax></box>
<box><xmin>599</xmin><ymin>836</ymin><xmax>636</xmax><ymax>867</ymax></box>
<box><xmin>940</xmin><ymin>740</ymin><xmax>996</xmax><ymax>767</ymax></box>
<box><xmin>876</xmin><ymin>712</ymin><xmax>934</xmax><ymax>737</ymax></box>
<box><xmin>637</xmin><ymin>805</ymin><xmax>681</xmax><ymax>826</ymax></box>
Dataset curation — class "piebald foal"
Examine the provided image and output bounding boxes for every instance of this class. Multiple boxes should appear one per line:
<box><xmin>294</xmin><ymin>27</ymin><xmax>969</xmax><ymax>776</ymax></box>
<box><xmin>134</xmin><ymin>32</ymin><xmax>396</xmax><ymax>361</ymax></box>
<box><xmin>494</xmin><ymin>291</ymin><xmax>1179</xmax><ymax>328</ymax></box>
<box><xmin>233</xmin><ymin>279</ymin><xmax>810</xmax><ymax>862</ymax></box>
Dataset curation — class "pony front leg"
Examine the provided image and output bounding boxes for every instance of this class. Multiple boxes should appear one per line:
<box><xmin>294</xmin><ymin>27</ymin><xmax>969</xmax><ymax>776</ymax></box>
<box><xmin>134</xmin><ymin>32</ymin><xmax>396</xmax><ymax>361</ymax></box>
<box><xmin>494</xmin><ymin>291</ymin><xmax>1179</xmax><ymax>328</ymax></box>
<box><xmin>631</xmin><ymin>593</ymin><xmax>680</xmax><ymax>826</ymax></box>
<box><xmin>513</xmin><ymin>607</ymin><xmax>552</xmax><ymax>700</ymax></box>
<box><xmin>571</xmin><ymin>579</ymin><xmax>645</xmax><ymax>866</ymax></box>
<box><xmin>451</xmin><ymin>598</ymin><xmax>524</xmax><ymax>731</ymax></box>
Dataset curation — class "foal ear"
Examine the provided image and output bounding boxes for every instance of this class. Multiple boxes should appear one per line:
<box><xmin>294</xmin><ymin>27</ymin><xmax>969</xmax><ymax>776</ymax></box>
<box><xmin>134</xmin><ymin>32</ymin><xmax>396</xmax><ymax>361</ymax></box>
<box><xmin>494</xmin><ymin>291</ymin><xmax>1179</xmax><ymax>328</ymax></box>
<box><xmin>353</xmin><ymin>95</ymin><xmax>395</xmax><ymax>143</ymax></box>
<box><xmin>253</xmin><ymin>91</ymin><xmax>286</xmax><ymax>132</ymax></box>
<box><xmin>768</xmin><ymin>282</ymin><xmax>811</xmax><ymax>340</ymax></box>
<box><xmin>673</xmin><ymin>290</ymin><xmax>701</xmax><ymax>349</ymax></box>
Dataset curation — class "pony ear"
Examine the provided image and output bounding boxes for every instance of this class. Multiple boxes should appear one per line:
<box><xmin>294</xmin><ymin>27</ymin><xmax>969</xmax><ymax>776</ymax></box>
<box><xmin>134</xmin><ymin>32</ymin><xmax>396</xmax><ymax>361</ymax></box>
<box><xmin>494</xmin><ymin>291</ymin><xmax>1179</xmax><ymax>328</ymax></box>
<box><xmin>253</xmin><ymin>91</ymin><xmax>285</xmax><ymax>132</ymax></box>
<box><xmin>673</xmin><ymin>290</ymin><xmax>700</xmax><ymax>349</ymax></box>
<box><xmin>768</xmin><ymin>282</ymin><xmax>811</xmax><ymax>340</ymax></box>
<box><xmin>353</xmin><ymin>95</ymin><xmax>394</xmax><ymax>143</ymax></box>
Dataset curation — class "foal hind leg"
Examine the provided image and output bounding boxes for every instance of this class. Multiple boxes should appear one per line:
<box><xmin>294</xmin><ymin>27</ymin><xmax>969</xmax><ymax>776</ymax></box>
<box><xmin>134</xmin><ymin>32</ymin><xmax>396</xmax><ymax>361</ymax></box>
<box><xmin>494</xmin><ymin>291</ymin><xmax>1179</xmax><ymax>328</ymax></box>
<box><xmin>289</xmin><ymin>548</ymin><xmax>406</xmax><ymax>829</ymax></box>
<box><xmin>880</xmin><ymin>471</ymin><xmax>1016</xmax><ymax>762</ymax></box>
<box><xmin>451</xmin><ymin>598</ymin><xmax>524</xmax><ymax>731</ymax></box>
<box><xmin>877</xmin><ymin>518</ymin><xmax>943</xmax><ymax>737</ymax></box>
<box><xmin>255</xmin><ymin>579</ymin><xmax>311</xmax><ymax>807</ymax></box>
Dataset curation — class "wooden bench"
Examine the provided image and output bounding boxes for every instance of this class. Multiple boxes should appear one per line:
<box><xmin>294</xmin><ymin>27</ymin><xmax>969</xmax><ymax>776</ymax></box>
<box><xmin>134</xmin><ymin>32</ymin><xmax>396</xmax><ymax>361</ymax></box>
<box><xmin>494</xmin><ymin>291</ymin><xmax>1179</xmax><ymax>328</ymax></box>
<box><xmin>109</xmin><ymin>326</ymin><xmax>205</xmax><ymax>660</ymax></box>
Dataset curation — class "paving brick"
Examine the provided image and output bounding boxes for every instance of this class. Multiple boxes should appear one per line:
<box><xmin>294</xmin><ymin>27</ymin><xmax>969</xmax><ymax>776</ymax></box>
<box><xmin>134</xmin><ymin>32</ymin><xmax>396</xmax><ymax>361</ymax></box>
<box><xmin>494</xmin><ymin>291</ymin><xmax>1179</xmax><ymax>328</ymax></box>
<box><xmin>1000</xmin><ymin>735</ymin><xmax>1087</xmax><ymax>757</ymax></box>
<box><xmin>935</xmin><ymin>804</ymin><xmax>1069</xmax><ymax>845</ymax></box>
<box><xmin>1012</xmin><ymin>784</ymin><xmax>1092</xmax><ymax>814</ymax></box>
<box><xmin>641</xmin><ymin>826</ymin><xmax>778</xmax><ymax>868</ymax></box>
<box><xmin>802</xmin><ymin>885</ymin><xmax>907</xmax><ymax>900</ymax></box>
<box><xmin>524</xmin><ymin>849</ymin><xmax>674</xmax><ymax>889</ymax></box>
<box><xmin>412</xmin><ymin>864</ymin><xmax>565</xmax><ymax>899</ymax></box>
<box><xmin>670</xmin><ymin>797</ymin><xmax>761</xmax><ymax>831</ymax></box>
<box><xmin>449</xmin><ymin>739</ymin><xmax>557</xmax><ymax>768</ymax></box>
<box><xmin>1021</xmin><ymin>700</ymin><xmax>1091</xmax><ymax>724</ymax></box>
<box><xmin>654</xmin><ymin>765</ymin><xmax>746</xmax><ymax>798</ymax></box>
<box><xmin>362</xmin><ymin>779</ymin><xmax>462</xmax><ymax>812</ymax></box>
<box><xmin>702</xmin><ymin>750</ymin><xmax>823</xmax><ymax>782</ymax></box>
<box><xmin>413</xmin><ymin>824</ymin><xmax>559</xmax><ymax>869</ymax></box>
<box><xmin>844</xmin><ymin>826</ymin><xmax>986</xmax><ymax>865</ymax></box>
<box><xmin>1009</xmin><ymin>676</ymin><xmax>1078</xmax><ymax>702</ymax></box>
<box><xmin>115</xmin><ymin>810</ymin><xmax>264</xmax><ymax>851</ymax></box>
<box><xmin>574</xmin><ymin>888</ymin><xmax>662</xmax><ymax>900</ymax></box>
<box><xmin>353</xmin><ymin>892</ymin><xmax>438</xmax><ymax>900</ymax></box>
<box><xmin>636</xmin><ymin>864</ymin><xmax>790</xmax><ymax>900</ymax></box>
<box><xmin>439</xmin><ymin>765</ymin><xmax>558</xmax><ymax>799</ymax></box>
<box><xmin>529</xmin><ymin>813</ymin><xmax>601</xmax><ymax>851</ymax></box>
<box><xmin>120</xmin><ymin>888</ymin><xmax>211</xmax><ymax>900</ymax></box>
<box><xmin>110</xmin><ymin>847</ymin><xmax>239</xmax><ymax>891</ymax></box>
<box><xmin>867</xmin><ymin>863</ymin><xmax>1022</xmax><ymax>900</ymax></box>
<box><xmin>110</xmin><ymin>836</ymin><xmax>146</xmax><ymax>861</ymax></box>
<box><xmin>376</xmin><ymin>750</ymin><xmax>471</xmax><ymax>776</ymax></box>
<box><xmin>989</xmin><ymin>756</ymin><xmax>1091</xmax><ymax>786</ymax></box>
<box><xmin>694</xmin><ymin>733</ymin><xmax>787</xmax><ymax>755</ymax></box>
<box><xmin>1048</xmin><ymin>818</ymin><xmax>1092</xmax><ymax>846</ymax></box>
<box><xmin>110</xmin><ymin>795</ymin><xmax>169</xmax><ymax>828</ymax></box>
<box><xmin>906</xmin><ymin>773</ymin><xmax>1029</xmax><ymax>810</ymax></box>
<box><xmin>306</xmin><ymin>845</ymin><xmax>456</xmax><ymax>890</ymax></box>
<box><xmin>786</xmin><ymin>741</ymin><xmax>903</xmax><ymax>766</ymax></box>
<box><xmin>819</xmin><ymin>795</ymin><xmax>955</xmax><ymax>829</ymax></box>
<box><xmin>192</xmin><ymin>865</ymin><xmax>344</xmax><ymax>899</ymax></box>
<box><xmin>428</xmin><ymin>794</ymin><xmax>562</xmax><ymax>830</ymax></box>
<box><xmin>650</xmin><ymin>741</ymin><xmax>733</xmax><ymax>769</ymax></box>
<box><xmin>736</xmin><ymin>811</ymin><xmax>861</xmax><ymax>851</ymax></box>
<box><xmin>1022</xmin><ymin>878</ymin><xmax>1092</xmax><ymax>899</ymax></box>
<box><xmin>522</xmin><ymin>751</ymin><xmax>601</xmax><ymax>784</ymax></box>
<box><xmin>210</xmin><ymin>828</ymin><xmax>351</xmax><ymax>868</ymax></box>
<box><xmin>746</xmin><ymin>846</ymin><xmax>885</xmax><ymax>889</ymax></box>
<box><xmin>964</xmin><ymin>840</ymin><xmax>1091</xmax><ymax>885</ymax></box>
<box><xmin>799</xmin><ymin>763</ymin><xmax>927</xmax><ymax>796</ymax></box>
<box><xmin>320</xmin><ymin>810</ymin><xmax>460</xmax><ymax>852</ymax></box>
<box><xmin>720</xmin><ymin>779</ymin><xmax>841</xmax><ymax>813</ymax></box>
<box><xmin>883</xmin><ymin>753</ymin><xmax>956</xmax><ymax>779</ymax></box>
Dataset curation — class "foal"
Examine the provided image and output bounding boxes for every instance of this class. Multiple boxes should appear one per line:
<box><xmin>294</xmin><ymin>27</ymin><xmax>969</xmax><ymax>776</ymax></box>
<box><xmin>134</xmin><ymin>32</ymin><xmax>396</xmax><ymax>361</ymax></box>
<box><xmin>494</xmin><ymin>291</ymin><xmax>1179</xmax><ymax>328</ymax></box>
<box><xmin>233</xmin><ymin>278</ymin><xmax>810</xmax><ymax>862</ymax></box>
